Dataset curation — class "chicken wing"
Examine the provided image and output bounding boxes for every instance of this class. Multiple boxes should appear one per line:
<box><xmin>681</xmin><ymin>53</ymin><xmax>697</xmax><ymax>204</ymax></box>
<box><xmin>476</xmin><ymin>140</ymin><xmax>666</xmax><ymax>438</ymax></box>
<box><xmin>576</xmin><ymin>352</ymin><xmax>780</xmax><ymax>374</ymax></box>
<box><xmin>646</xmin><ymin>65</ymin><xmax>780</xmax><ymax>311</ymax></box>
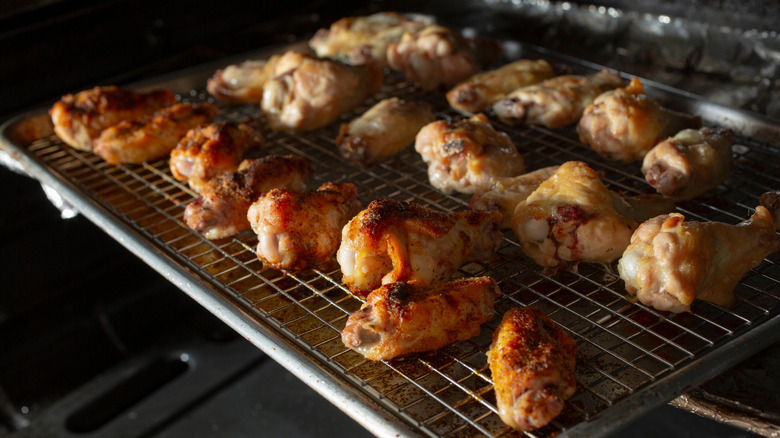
<box><xmin>493</xmin><ymin>69</ymin><xmax>624</xmax><ymax>128</ymax></box>
<box><xmin>93</xmin><ymin>103</ymin><xmax>218</xmax><ymax>165</ymax></box>
<box><xmin>618</xmin><ymin>206</ymin><xmax>780</xmax><ymax>313</ymax></box>
<box><xmin>247</xmin><ymin>182</ymin><xmax>361</xmax><ymax>271</ymax></box>
<box><xmin>760</xmin><ymin>191</ymin><xmax>780</xmax><ymax>231</ymax></box>
<box><xmin>341</xmin><ymin>277</ymin><xmax>501</xmax><ymax>361</ymax></box>
<box><xmin>446</xmin><ymin>59</ymin><xmax>555</xmax><ymax>114</ymax></box>
<box><xmin>487</xmin><ymin>307</ymin><xmax>577</xmax><ymax>432</ymax></box>
<box><xmin>170</xmin><ymin>122</ymin><xmax>264</xmax><ymax>192</ymax></box>
<box><xmin>510</xmin><ymin>161</ymin><xmax>673</xmax><ymax>271</ymax></box>
<box><xmin>184</xmin><ymin>155</ymin><xmax>313</xmax><ymax>240</ymax></box>
<box><xmin>387</xmin><ymin>24</ymin><xmax>502</xmax><ymax>91</ymax></box>
<box><xmin>337</xmin><ymin>97</ymin><xmax>435</xmax><ymax>166</ymax></box>
<box><xmin>468</xmin><ymin>166</ymin><xmax>559</xmax><ymax>228</ymax></box>
<box><xmin>414</xmin><ymin>113</ymin><xmax>526</xmax><ymax>194</ymax></box>
<box><xmin>577</xmin><ymin>78</ymin><xmax>701</xmax><ymax>163</ymax></box>
<box><xmin>261</xmin><ymin>53</ymin><xmax>382</xmax><ymax>132</ymax></box>
<box><xmin>49</xmin><ymin>85</ymin><xmax>176</xmax><ymax>151</ymax></box>
<box><xmin>308</xmin><ymin>12</ymin><xmax>432</xmax><ymax>68</ymax></box>
<box><xmin>641</xmin><ymin>127</ymin><xmax>733</xmax><ymax>201</ymax></box>
<box><xmin>336</xmin><ymin>199</ymin><xmax>503</xmax><ymax>296</ymax></box>
<box><xmin>206</xmin><ymin>56</ymin><xmax>280</xmax><ymax>105</ymax></box>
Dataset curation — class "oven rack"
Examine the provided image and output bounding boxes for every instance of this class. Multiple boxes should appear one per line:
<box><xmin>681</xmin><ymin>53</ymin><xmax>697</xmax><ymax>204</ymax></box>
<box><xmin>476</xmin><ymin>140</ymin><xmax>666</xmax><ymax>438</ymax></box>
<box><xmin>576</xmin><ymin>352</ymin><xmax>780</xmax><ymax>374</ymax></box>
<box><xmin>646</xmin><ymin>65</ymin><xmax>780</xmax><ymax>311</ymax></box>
<box><xmin>2</xmin><ymin>44</ymin><xmax>780</xmax><ymax>438</ymax></box>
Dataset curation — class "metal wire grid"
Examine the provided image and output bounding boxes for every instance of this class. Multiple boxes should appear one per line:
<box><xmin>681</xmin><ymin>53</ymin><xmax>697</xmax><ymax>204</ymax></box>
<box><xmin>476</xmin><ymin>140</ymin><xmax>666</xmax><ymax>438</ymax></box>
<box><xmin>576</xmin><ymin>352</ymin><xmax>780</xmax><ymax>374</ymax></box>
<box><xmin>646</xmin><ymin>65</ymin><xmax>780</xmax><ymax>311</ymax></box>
<box><xmin>20</xmin><ymin>73</ymin><xmax>780</xmax><ymax>438</ymax></box>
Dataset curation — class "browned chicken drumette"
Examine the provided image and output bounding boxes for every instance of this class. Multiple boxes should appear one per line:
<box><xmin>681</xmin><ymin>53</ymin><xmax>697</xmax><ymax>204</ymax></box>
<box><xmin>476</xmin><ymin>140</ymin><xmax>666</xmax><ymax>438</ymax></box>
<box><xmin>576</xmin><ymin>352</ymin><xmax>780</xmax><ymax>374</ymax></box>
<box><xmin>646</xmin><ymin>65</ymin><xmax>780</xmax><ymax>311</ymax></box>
<box><xmin>341</xmin><ymin>277</ymin><xmax>501</xmax><ymax>361</ymax></box>
<box><xmin>308</xmin><ymin>11</ymin><xmax>432</xmax><ymax>68</ymax></box>
<box><xmin>50</xmin><ymin>85</ymin><xmax>176</xmax><ymax>151</ymax></box>
<box><xmin>170</xmin><ymin>122</ymin><xmax>265</xmax><ymax>192</ymax></box>
<box><xmin>446</xmin><ymin>58</ymin><xmax>556</xmax><ymax>114</ymax></box>
<box><xmin>261</xmin><ymin>52</ymin><xmax>382</xmax><ymax>132</ymax></box>
<box><xmin>184</xmin><ymin>155</ymin><xmax>313</xmax><ymax>240</ymax></box>
<box><xmin>337</xmin><ymin>97</ymin><xmax>435</xmax><ymax>166</ymax></box>
<box><xmin>488</xmin><ymin>307</ymin><xmax>577</xmax><ymax>432</ymax></box>
<box><xmin>511</xmin><ymin>161</ymin><xmax>673</xmax><ymax>271</ymax></box>
<box><xmin>618</xmin><ymin>205</ymin><xmax>780</xmax><ymax>313</ymax></box>
<box><xmin>93</xmin><ymin>102</ymin><xmax>218</xmax><ymax>165</ymax></box>
<box><xmin>414</xmin><ymin>113</ymin><xmax>526</xmax><ymax>194</ymax></box>
<box><xmin>493</xmin><ymin>69</ymin><xmax>624</xmax><ymax>128</ymax></box>
<box><xmin>641</xmin><ymin>127</ymin><xmax>734</xmax><ymax>201</ymax></box>
<box><xmin>247</xmin><ymin>182</ymin><xmax>362</xmax><ymax>271</ymax></box>
<box><xmin>387</xmin><ymin>24</ymin><xmax>502</xmax><ymax>91</ymax></box>
<box><xmin>577</xmin><ymin>78</ymin><xmax>701</xmax><ymax>163</ymax></box>
<box><xmin>336</xmin><ymin>199</ymin><xmax>503</xmax><ymax>297</ymax></box>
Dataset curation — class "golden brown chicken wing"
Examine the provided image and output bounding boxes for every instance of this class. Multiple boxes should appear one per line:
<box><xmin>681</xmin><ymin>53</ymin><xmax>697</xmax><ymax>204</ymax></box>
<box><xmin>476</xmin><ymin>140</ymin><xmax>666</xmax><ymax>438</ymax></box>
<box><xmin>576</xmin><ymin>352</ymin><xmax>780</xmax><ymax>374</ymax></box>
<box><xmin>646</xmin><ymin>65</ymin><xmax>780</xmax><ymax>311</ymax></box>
<box><xmin>247</xmin><ymin>182</ymin><xmax>361</xmax><ymax>271</ymax></box>
<box><xmin>341</xmin><ymin>277</ymin><xmax>501</xmax><ymax>361</ymax></box>
<box><xmin>184</xmin><ymin>155</ymin><xmax>313</xmax><ymax>240</ymax></box>
<box><xmin>641</xmin><ymin>127</ymin><xmax>733</xmax><ymax>201</ymax></box>
<box><xmin>493</xmin><ymin>69</ymin><xmax>624</xmax><ymax>128</ymax></box>
<box><xmin>618</xmin><ymin>206</ymin><xmax>780</xmax><ymax>313</ymax></box>
<box><xmin>414</xmin><ymin>113</ymin><xmax>526</xmax><ymax>194</ymax></box>
<box><xmin>446</xmin><ymin>59</ymin><xmax>555</xmax><ymax>114</ymax></box>
<box><xmin>337</xmin><ymin>97</ymin><xmax>435</xmax><ymax>166</ymax></box>
<box><xmin>93</xmin><ymin>103</ymin><xmax>218</xmax><ymax>165</ymax></box>
<box><xmin>577</xmin><ymin>78</ymin><xmax>701</xmax><ymax>163</ymax></box>
<box><xmin>510</xmin><ymin>161</ymin><xmax>673</xmax><ymax>271</ymax></box>
<box><xmin>170</xmin><ymin>122</ymin><xmax>264</xmax><ymax>192</ymax></box>
<box><xmin>488</xmin><ymin>307</ymin><xmax>577</xmax><ymax>432</ymax></box>
<box><xmin>336</xmin><ymin>199</ymin><xmax>503</xmax><ymax>297</ymax></box>
<box><xmin>49</xmin><ymin>85</ymin><xmax>176</xmax><ymax>151</ymax></box>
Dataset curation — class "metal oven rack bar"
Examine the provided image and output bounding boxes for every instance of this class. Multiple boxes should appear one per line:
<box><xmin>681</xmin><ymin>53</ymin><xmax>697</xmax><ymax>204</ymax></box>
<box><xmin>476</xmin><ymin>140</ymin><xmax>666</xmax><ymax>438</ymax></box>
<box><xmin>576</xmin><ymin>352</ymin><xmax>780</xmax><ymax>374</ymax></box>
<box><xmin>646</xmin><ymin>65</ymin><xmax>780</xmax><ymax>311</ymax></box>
<box><xmin>2</xmin><ymin>41</ymin><xmax>780</xmax><ymax>438</ymax></box>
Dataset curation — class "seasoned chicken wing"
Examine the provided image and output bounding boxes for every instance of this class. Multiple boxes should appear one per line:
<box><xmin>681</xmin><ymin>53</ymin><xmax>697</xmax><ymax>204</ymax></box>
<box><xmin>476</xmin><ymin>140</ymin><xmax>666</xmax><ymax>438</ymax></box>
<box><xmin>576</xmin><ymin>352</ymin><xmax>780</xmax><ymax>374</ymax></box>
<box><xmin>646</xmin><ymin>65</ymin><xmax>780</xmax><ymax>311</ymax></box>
<box><xmin>309</xmin><ymin>12</ymin><xmax>432</xmax><ymax>68</ymax></box>
<box><xmin>414</xmin><ymin>113</ymin><xmax>526</xmax><ymax>194</ymax></box>
<box><xmin>387</xmin><ymin>24</ymin><xmax>502</xmax><ymax>91</ymax></box>
<box><xmin>49</xmin><ymin>85</ymin><xmax>176</xmax><ymax>151</ymax></box>
<box><xmin>341</xmin><ymin>277</ymin><xmax>501</xmax><ymax>361</ymax></box>
<box><xmin>577</xmin><ymin>78</ymin><xmax>701</xmax><ymax>163</ymax></box>
<box><xmin>493</xmin><ymin>69</ymin><xmax>624</xmax><ymax>128</ymax></box>
<box><xmin>170</xmin><ymin>122</ymin><xmax>264</xmax><ymax>192</ymax></box>
<box><xmin>93</xmin><ymin>103</ymin><xmax>218</xmax><ymax>165</ymax></box>
<box><xmin>247</xmin><ymin>182</ymin><xmax>361</xmax><ymax>271</ymax></box>
<box><xmin>468</xmin><ymin>166</ymin><xmax>559</xmax><ymax>228</ymax></box>
<box><xmin>261</xmin><ymin>53</ymin><xmax>382</xmax><ymax>132</ymax></box>
<box><xmin>618</xmin><ymin>206</ymin><xmax>780</xmax><ymax>313</ymax></box>
<box><xmin>446</xmin><ymin>59</ymin><xmax>555</xmax><ymax>114</ymax></box>
<box><xmin>336</xmin><ymin>199</ymin><xmax>503</xmax><ymax>296</ymax></box>
<box><xmin>511</xmin><ymin>161</ymin><xmax>673</xmax><ymax>271</ymax></box>
<box><xmin>641</xmin><ymin>127</ymin><xmax>733</xmax><ymax>201</ymax></box>
<box><xmin>184</xmin><ymin>155</ymin><xmax>313</xmax><ymax>240</ymax></box>
<box><xmin>337</xmin><ymin>97</ymin><xmax>435</xmax><ymax>166</ymax></box>
<box><xmin>760</xmin><ymin>191</ymin><xmax>780</xmax><ymax>231</ymax></box>
<box><xmin>206</xmin><ymin>56</ymin><xmax>280</xmax><ymax>105</ymax></box>
<box><xmin>488</xmin><ymin>307</ymin><xmax>577</xmax><ymax>432</ymax></box>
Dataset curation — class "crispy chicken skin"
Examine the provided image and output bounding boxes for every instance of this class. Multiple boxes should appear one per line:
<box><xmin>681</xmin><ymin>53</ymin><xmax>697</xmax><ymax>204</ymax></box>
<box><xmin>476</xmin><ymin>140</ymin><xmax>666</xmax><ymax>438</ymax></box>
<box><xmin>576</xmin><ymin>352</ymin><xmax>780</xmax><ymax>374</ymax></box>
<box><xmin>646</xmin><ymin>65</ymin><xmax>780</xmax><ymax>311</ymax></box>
<box><xmin>261</xmin><ymin>53</ymin><xmax>382</xmax><ymax>132</ymax></box>
<box><xmin>618</xmin><ymin>206</ymin><xmax>780</xmax><ymax>313</ymax></box>
<box><xmin>337</xmin><ymin>97</ymin><xmax>436</xmax><ymax>166</ymax></box>
<box><xmin>414</xmin><ymin>113</ymin><xmax>526</xmax><ymax>194</ymax></box>
<box><xmin>170</xmin><ymin>122</ymin><xmax>264</xmax><ymax>192</ymax></box>
<box><xmin>468</xmin><ymin>166</ymin><xmax>559</xmax><ymax>228</ymax></box>
<box><xmin>493</xmin><ymin>69</ymin><xmax>624</xmax><ymax>128</ymax></box>
<box><xmin>50</xmin><ymin>86</ymin><xmax>176</xmax><ymax>151</ymax></box>
<box><xmin>446</xmin><ymin>59</ymin><xmax>556</xmax><ymax>114</ymax></box>
<box><xmin>309</xmin><ymin>12</ymin><xmax>432</xmax><ymax>68</ymax></box>
<box><xmin>387</xmin><ymin>24</ymin><xmax>502</xmax><ymax>91</ymax></box>
<box><xmin>641</xmin><ymin>127</ymin><xmax>733</xmax><ymax>201</ymax></box>
<box><xmin>511</xmin><ymin>161</ymin><xmax>673</xmax><ymax>271</ymax></box>
<box><xmin>577</xmin><ymin>78</ymin><xmax>701</xmax><ymax>163</ymax></box>
<box><xmin>247</xmin><ymin>182</ymin><xmax>362</xmax><ymax>271</ymax></box>
<box><xmin>488</xmin><ymin>307</ymin><xmax>577</xmax><ymax>432</ymax></box>
<box><xmin>341</xmin><ymin>277</ymin><xmax>501</xmax><ymax>361</ymax></box>
<box><xmin>93</xmin><ymin>103</ymin><xmax>218</xmax><ymax>165</ymax></box>
<box><xmin>184</xmin><ymin>155</ymin><xmax>313</xmax><ymax>240</ymax></box>
<box><xmin>337</xmin><ymin>199</ymin><xmax>503</xmax><ymax>297</ymax></box>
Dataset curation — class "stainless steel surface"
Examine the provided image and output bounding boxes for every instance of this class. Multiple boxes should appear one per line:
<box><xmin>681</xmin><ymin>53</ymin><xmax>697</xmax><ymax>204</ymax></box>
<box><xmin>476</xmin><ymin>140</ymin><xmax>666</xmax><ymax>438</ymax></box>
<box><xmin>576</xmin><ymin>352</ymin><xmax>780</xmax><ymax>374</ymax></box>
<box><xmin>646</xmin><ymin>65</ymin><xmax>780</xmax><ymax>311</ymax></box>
<box><xmin>2</xmin><ymin>40</ymin><xmax>780</xmax><ymax>438</ymax></box>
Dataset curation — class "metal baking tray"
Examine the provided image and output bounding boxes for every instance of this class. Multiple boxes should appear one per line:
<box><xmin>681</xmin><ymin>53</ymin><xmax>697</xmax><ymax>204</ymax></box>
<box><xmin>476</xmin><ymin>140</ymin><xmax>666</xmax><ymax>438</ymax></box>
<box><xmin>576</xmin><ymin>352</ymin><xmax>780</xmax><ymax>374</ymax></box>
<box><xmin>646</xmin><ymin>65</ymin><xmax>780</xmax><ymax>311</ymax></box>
<box><xmin>2</xmin><ymin>38</ymin><xmax>780</xmax><ymax>438</ymax></box>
